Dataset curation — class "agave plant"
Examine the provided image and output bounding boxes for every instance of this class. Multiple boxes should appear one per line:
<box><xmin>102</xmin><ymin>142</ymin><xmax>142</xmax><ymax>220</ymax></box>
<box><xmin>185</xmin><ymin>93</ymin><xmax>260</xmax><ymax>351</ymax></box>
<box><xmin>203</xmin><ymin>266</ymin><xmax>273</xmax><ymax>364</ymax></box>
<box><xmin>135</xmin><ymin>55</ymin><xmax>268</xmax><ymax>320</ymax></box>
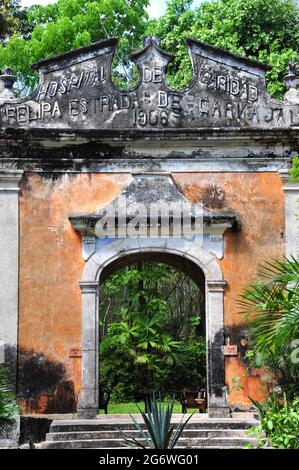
<box><xmin>0</xmin><ymin>367</ymin><xmax>19</xmax><ymax>436</ymax></box>
<box><xmin>123</xmin><ymin>393</ymin><xmax>194</xmax><ymax>449</ymax></box>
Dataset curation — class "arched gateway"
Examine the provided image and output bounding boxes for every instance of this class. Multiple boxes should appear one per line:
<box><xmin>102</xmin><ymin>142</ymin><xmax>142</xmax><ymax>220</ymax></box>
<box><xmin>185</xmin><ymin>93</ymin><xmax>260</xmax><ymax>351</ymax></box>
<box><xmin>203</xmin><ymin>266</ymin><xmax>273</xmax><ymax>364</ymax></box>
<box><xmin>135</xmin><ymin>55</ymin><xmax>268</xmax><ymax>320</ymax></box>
<box><xmin>0</xmin><ymin>36</ymin><xmax>298</xmax><ymax>437</ymax></box>
<box><xmin>79</xmin><ymin>237</ymin><xmax>227</xmax><ymax>418</ymax></box>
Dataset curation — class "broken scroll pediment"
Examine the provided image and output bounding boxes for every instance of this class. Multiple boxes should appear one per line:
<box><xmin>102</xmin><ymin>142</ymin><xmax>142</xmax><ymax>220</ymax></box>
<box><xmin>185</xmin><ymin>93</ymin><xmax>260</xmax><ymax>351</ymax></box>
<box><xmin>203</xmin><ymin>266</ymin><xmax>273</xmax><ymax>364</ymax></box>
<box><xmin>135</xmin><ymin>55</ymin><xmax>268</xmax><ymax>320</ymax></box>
<box><xmin>0</xmin><ymin>36</ymin><xmax>298</xmax><ymax>130</ymax></box>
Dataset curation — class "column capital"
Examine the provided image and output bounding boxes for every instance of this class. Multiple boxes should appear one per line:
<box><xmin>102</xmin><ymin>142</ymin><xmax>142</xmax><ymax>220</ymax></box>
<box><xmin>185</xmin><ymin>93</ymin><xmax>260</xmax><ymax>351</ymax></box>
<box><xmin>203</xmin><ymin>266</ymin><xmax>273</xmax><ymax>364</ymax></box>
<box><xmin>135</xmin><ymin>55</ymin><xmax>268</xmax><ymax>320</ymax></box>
<box><xmin>207</xmin><ymin>279</ymin><xmax>227</xmax><ymax>292</ymax></box>
<box><xmin>279</xmin><ymin>169</ymin><xmax>299</xmax><ymax>191</ymax></box>
<box><xmin>0</xmin><ymin>170</ymin><xmax>24</xmax><ymax>192</ymax></box>
<box><xmin>278</xmin><ymin>168</ymin><xmax>291</xmax><ymax>181</ymax></box>
<box><xmin>279</xmin><ymin>169</ymin><xmax>299</xmax><ymax>257</ymax></box>
<box><xmin>79</xmin><ymin>281</ymin><xmax>99</xmax><ymax>293</ymax></box>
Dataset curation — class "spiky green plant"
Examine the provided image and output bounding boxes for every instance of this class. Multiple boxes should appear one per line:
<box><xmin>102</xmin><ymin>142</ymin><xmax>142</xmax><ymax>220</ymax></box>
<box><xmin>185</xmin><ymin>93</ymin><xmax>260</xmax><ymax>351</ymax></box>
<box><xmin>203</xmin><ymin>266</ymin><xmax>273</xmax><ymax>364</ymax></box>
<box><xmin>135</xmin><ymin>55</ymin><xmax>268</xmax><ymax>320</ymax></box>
<box><xmin>238</xmin><ymin>256</ymin><xmax>299</xmax><ymax>395</ymax></box>
<box><xmin>0</xmin><ymin>367</ymin><xmax>19</xmax><ymax>436</ymax></box>
<box><xmin>123</xmin><ymin>393</ymin><xmax>194</xmax><ymax>449</ymax></box>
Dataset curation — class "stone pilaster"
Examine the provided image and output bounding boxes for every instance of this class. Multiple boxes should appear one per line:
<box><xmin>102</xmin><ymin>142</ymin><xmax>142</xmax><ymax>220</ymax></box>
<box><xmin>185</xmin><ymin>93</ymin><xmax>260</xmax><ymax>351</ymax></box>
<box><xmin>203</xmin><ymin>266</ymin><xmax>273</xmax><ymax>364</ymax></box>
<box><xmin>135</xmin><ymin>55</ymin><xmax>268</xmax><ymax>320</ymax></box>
<box><xmin>206</xmin><ymin>280</ymin><xmax>231</xmax><ymax>418</ymax></box>
<box><xmin>0</xmin><ymin>170</ymin><xmax>23</xmax><ymax>381</ymax></box>
<box><xmin>0</xmin><ymin>169</ymin><xmax>23</xmax><ymax>447</ymax></box>
<box><xmin>279</xmin><ymin>170</ymin><xmax>299</xmax><ymax>257</ymax></box>
<box><xmin>77</xmin><ymin>281</ymin><xmax>99</xmax><ymax>418</ymax></box>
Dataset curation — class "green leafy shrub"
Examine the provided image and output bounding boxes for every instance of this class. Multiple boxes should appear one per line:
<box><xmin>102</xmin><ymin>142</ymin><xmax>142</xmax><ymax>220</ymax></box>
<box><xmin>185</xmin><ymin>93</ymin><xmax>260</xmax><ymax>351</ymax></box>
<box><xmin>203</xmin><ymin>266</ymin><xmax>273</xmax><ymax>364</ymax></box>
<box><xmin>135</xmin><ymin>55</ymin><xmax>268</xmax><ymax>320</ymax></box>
<box><xmin>100</xmin><ymin>334</ymin><xmax>138</xmax><ymax>402</ymax></box>
<box><xmin>249</xmin><ymin>396</ymin><xmax>299</xmax><ymax>448</ymax></box>
<box><xmin>290</xmin><ymin>156</ymin><xmax>299</xmax><ymax>182</ymax></box>
<box><xmin>156</xmin><ymin>339</ymin><xmax>206</xmax><ymax>394</ymax></box>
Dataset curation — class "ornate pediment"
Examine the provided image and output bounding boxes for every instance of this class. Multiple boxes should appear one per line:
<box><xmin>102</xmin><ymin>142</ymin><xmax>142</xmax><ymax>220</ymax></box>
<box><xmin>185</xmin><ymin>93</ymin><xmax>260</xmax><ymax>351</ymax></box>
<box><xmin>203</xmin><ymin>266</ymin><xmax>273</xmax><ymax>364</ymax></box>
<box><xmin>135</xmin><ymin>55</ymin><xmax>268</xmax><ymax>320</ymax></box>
<box><xmin>0</xmin><ymin>37</ymin><xmax>298</xmax><ymax>130</ymax></box>
<box><xmin>69</xmin><ymin>174</ymin><xmax>240</xmax><ymax>236</ymax></box>
<box><xmin>68</xmin><ymin>174</ymin><xmax>240</xmax><ymax>260</ymax></box>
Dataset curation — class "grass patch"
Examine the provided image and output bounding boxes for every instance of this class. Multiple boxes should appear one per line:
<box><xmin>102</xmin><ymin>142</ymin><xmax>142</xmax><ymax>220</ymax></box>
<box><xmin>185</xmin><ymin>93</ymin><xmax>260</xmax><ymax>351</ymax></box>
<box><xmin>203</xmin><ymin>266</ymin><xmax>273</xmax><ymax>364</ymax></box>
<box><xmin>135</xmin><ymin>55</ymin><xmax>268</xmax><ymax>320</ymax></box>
<box><xmin>100</xmin><ymin>401</ymin><xmax>183</xmax><ymax>414</ymax></box>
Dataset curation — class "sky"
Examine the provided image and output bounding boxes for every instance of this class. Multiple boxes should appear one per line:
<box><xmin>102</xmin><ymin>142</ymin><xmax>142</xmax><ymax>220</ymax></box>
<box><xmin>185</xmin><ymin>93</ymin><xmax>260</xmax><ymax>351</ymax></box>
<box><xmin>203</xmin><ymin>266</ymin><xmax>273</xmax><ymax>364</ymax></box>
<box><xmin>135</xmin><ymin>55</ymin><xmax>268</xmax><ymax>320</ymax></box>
<box><xmin>20</xmin><ymin>0</ymin><xmax>204</xmax><ymax>19</ymax></box>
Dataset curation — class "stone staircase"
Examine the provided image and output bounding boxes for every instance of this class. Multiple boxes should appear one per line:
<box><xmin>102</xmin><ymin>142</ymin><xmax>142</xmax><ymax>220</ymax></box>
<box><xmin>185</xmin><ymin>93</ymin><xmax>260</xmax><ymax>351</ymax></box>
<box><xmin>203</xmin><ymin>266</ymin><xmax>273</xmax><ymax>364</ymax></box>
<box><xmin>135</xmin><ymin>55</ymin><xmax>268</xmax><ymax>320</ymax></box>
<box><xmin>41</xmin><ymin>415</ymin><xmax>260</xmax><ymax>449</ymax></box>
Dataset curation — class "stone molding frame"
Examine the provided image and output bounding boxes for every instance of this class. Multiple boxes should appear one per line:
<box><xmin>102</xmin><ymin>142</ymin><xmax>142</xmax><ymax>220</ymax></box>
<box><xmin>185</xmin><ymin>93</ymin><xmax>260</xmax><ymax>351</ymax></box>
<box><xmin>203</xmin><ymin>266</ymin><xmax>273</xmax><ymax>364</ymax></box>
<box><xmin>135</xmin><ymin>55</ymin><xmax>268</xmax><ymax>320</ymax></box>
<box><xmin>0</xmin><ymin>169</ymin><xmax>23</xmax><ymax>374</ymax></box>
<box><xmin>279</xmin><ymin>169</ymin><xmax>299</xmax><ymax>257</ymax></box>
<box><xmin>78</xmin><ymin>237</ymin><xmax>229</xmax><ymax>418</ymax></box>
<box><xmin>0</xmin><ymin>169</ymin><xmax>23</xmax><ymax>447</ymax></box>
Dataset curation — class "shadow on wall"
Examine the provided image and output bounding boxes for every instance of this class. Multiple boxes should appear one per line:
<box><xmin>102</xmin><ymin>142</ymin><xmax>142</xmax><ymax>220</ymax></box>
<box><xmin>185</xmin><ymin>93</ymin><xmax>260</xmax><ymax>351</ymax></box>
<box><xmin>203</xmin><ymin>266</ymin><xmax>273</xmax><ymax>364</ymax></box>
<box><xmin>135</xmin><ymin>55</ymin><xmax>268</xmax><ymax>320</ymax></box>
<box><xmin>17</xmin><ymin>348</ymin><xmax>77</xmax><ymax>414</ymax></box>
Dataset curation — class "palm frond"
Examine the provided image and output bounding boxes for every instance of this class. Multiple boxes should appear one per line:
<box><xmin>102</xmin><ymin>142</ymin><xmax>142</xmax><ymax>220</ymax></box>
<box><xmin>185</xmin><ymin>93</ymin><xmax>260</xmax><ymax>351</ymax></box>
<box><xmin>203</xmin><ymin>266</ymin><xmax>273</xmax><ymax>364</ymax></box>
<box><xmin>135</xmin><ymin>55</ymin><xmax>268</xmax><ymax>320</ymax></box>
<box><xmin>238</xmin><ymin>256</ymin><xmax>299</xmax><ymax>390</ymax></box>
<box><xmin>0</xmin><ymin>368</ymin><xmax>19</xmax><ymax>435</ymax></box>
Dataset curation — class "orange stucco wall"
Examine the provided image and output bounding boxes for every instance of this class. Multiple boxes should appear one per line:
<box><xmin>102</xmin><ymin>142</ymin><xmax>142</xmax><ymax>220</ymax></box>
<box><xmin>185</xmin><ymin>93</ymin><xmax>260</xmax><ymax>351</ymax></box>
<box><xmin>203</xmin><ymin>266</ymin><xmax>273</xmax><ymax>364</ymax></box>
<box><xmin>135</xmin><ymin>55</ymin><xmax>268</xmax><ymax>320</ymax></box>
<box><xmin>18</xmin><ymin>173</ymin><xmax>131</xmax><ymax>413</ymax></box>
<box><xmin>18</xmin><ymin>171</ymin><xmax>284</xmax><ymax>413</ymax></box>
<box><xmin>174</xmin><ymin>172</ymin><xmax>285</xmax><ymax>406</ymax></box>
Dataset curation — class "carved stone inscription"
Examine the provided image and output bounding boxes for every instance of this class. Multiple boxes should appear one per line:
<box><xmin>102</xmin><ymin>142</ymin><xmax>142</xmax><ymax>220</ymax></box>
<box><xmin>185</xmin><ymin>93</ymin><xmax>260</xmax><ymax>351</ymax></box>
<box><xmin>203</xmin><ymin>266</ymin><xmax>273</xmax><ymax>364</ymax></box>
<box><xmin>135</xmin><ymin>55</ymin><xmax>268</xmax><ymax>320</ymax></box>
<box><xmin>0</xmin><ymin>37</ymin><xmax>298</xmax><ymax>129</ymax></box>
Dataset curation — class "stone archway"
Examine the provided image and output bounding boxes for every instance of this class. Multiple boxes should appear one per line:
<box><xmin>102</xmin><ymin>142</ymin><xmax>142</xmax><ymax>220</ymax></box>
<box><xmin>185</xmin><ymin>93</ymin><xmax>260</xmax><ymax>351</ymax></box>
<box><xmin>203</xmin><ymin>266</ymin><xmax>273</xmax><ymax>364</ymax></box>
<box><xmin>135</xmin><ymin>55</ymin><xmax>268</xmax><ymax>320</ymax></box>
<box><xmin>78</xmin><ymin>237</ymin><xmax>229</xmax><ymax>418</ymax></box>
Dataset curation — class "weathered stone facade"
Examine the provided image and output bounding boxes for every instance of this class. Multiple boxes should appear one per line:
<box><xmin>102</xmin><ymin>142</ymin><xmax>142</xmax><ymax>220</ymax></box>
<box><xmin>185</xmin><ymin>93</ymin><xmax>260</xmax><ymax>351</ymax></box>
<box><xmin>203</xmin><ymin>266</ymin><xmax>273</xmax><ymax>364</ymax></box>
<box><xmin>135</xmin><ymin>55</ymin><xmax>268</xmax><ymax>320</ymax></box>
<box><xmin>0</xmin><ymin>37</ymin><xmax>298</xmax><ymax>420</ymax></box>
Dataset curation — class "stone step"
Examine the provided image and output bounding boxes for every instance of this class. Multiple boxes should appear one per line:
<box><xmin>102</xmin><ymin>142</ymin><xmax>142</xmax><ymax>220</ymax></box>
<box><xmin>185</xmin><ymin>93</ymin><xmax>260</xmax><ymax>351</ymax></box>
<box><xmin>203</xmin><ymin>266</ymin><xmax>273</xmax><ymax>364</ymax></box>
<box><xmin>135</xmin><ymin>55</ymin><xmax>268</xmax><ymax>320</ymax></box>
<box><xmin>76</xmin><ymin>447</ymin><xmax>259</xmax><ymax>450</ymax></box>
<box><xmin>57</xmin><ymin>446</ymin><xmax>260</xmax><ymax>450</ymax></box>
<box><xmin>46</xmin><ymin>429</ymin><xmax>251</xmax><ymax>441</ymax></box>
<box><xmin>41</xmin><ymin>437</ymin><xmax>258</xmax><ymax>449</ymax></box>
<box><xmin>42</xmin><ymin>417</ymin><xmax>260</xmax><ymax>450</ymax></box>
<box><xmin>50</xmin><ymin>418</ymin><xmax>258</xmax><ymax>433</ymax></box>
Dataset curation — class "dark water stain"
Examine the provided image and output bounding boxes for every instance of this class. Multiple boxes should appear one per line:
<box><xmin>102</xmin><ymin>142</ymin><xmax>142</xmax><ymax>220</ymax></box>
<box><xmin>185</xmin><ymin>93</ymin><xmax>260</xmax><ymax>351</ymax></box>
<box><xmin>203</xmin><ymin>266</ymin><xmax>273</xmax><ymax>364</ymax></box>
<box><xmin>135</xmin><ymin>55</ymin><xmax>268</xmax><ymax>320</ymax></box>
<box><xmin>225</xmin><ymin>324</ymin><xmax>250</xmax><ymax>366</ymax></box>
<box><xmin>18</xmin><ymin>348</ymin><xmax>77</xmax><ymax>413</ymax></box>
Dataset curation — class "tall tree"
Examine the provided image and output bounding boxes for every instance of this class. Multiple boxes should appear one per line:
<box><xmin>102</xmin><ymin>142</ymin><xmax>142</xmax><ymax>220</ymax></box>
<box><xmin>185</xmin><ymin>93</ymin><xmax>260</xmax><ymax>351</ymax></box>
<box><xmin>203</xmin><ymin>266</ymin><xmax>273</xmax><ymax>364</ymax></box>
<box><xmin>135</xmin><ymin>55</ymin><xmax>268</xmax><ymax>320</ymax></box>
<box><xmin>0</xmin><ymin>13</ymin><xmax>7</xmax><ymax>39</ymax></box>
<box><xmin>0</xmin><ymin>0</ymin><xmax>149</xmax><ymax>92</ymax></box>
<box><xmin>146</xmin><ymin>0</ymin><xmax>299</xmax><ymax>97</ymax></box>
<box><xmin>0</xmin><ymin>0</ymin><xmax>28</xmax><ymax>40</ymax></box>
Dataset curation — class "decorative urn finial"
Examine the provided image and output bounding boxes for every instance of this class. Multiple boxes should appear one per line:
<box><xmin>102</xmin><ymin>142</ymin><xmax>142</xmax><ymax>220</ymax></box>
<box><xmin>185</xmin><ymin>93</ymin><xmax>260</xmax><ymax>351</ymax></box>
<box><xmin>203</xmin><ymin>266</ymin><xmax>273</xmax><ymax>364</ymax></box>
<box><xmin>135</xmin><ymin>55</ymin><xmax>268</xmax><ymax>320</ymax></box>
<box><xmin>0</xmin><ymin>67</ymin><xmax>16</xmax><ymax>100</ymax></box>
<box><xmin>284</xmin><ymin>61</ymin><xmax>299</xmax><ymax>104</ymax></box>
<box><xmin>143</xmin><ymin>36</ymin><xmax>161</xmax><ymax>48</ymax></box>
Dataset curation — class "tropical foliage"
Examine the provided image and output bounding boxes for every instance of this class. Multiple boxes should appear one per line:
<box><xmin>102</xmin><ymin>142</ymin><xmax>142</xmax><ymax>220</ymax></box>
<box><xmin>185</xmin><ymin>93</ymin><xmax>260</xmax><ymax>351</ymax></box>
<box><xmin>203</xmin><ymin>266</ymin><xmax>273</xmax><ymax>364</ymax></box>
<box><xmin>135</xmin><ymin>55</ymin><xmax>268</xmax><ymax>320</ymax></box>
<box><xmin>0</xmin><ymin>0</ymin><xmax>29</xmax><ymax>40</ymax></box>
<box><xmin>0</xmin><ymin>367</ymin><xmax>19</xmax><ymax>436</ymax></box>
<box><xmin>124</xmin><ymin>393</ymin><xmax>193</xmax><ymax>448</ymax></box>
<box><xmin>147</xmin><ymin>0</ymin><xmax>299</xmax><ymax>97</ymax></box>
<box><xmin>239</xmin><ymin>241</ymin><xmax>299</xmax><ymax>448</ymax></box>
<box><xmin>248</xmin><ymin>395</ymin><xmax>299</xmax><ymax>448</ymax></box>
<box><xmin>99</xmin><ymin>262</ymin><xmax>206</xmax><ymax>402</ymax></box>
<box><xmin>290</xmin><ymin>156</ymin><xmax>299</xmax><ymax>181</ymax></box>
<box><xmin>238</xmin><ymin>256</ymin><xmax>299</xmax><ymax>397</ymax></box>
<box><xmin>0</xmin><ymin>0</ymin><xmax>150</xmax><ymax>92</ymax></box>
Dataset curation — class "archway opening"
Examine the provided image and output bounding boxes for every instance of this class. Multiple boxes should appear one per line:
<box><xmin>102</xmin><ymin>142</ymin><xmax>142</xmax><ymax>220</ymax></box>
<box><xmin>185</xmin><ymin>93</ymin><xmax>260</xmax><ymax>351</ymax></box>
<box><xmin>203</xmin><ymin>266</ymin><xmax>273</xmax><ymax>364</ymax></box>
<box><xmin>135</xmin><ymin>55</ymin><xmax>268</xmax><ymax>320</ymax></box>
<box><xmin>98</xmin><ymin>252</ymin><xmax>207</xmax><ymax>414</ymax></box>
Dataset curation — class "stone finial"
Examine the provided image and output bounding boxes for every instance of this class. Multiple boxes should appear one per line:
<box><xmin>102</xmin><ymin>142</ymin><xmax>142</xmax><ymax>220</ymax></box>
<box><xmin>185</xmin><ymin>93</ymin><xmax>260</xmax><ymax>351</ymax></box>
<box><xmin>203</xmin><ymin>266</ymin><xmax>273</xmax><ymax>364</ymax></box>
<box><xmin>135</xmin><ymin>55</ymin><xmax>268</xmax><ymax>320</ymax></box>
<box><xmin>0</xmin><ymin>67</ymin><xmax>16</xmax><ymax>100</ymax></box>
<box><xmin>284</xmin><ymin>61</ymin><xmax>299</xmax><ymax>104</ymax></box>
<box><xmin>143</xmin><ymin>36</ymin><xmax>161</xmax><ymax>48</ymax></box>
<box><xmin>286</xmin><ymin>62</ymin><xmax>297</xmax><ymax>77</ymax></box>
